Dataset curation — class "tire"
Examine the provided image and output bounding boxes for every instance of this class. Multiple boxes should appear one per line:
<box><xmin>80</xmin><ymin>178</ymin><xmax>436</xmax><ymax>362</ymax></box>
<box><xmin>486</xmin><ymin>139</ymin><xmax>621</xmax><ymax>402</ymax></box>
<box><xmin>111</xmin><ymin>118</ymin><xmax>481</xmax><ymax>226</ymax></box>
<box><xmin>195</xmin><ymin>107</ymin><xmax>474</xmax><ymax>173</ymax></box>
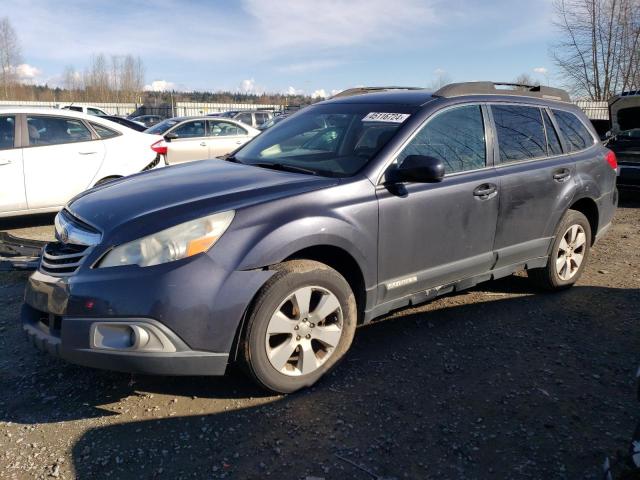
<box><xmin>528</xmin><ymin>209</ymin><xmax>592</xmax><ymax>290</ymax></box>
<box><xmin>241</xmin><ymin>260</ymin><xmax>357</xmax><ymax>393</ymax></box>
<box><xmin>94</xmin><ymin>176</ymin><xmax>121</xmax><ymax>187</ymax></box>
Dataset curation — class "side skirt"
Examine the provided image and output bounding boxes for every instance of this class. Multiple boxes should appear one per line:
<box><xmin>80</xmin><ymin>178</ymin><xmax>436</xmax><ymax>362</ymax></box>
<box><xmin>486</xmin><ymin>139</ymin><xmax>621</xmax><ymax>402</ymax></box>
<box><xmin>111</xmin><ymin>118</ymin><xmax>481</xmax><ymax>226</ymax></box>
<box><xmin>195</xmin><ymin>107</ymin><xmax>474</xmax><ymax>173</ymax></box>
<box><xmin>362</xmin><ymin>256</ymin><xmax>548</xmax><ymax>323</ymax></box>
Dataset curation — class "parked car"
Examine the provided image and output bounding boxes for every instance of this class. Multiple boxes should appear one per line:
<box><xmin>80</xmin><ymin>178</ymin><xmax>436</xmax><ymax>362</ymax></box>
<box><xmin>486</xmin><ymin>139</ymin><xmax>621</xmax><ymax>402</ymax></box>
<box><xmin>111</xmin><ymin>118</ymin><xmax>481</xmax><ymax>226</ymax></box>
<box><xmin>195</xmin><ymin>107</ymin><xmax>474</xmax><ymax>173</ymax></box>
<box><xmin>146</xmin><ymin>116</ymin><xmax>259</xmax><ymax>164</ymax></box>
<box><xmin>0</xmin><ymin>108</ymin><xmax>165</xmax><ymax>218</ymax></box>
<box><xmin>61</xmin><ymin>104</ymin><xmax>109</xmax><ymax>116</ymax></box>
<box><xmin>209</xmin><ymin>110</ymin><xmax>273</xmax><ymax>129</ymax></box>
<box><xmin>258</xmin><ymin>114</ymin><xmax>289</xmax><ymax>131</ymax></box>
<box><xmin>100</xmin><ymin>115</ymin><xmax>148</xmax><ymax>132</ymax></box>
<box><xmin>607</xmin><ymin>128</ymin><xmax>640</xmax><ymax>188</ymax></box>
<box><xmin>22</xmin><ymin>82</ymin><xmax>617</xmax><ymax>393</ymax></box>
<box><xmin>130</xmin><ymin>115</ymin><xmax>163</xmax><ymax>128</ymax></box>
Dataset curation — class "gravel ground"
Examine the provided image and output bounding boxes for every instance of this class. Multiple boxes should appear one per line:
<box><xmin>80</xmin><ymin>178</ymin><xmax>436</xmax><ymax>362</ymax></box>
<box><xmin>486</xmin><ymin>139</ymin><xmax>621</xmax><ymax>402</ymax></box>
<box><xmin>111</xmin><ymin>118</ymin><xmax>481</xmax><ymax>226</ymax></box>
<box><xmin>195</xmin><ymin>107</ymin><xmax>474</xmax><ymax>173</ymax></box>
<box><xmin>0</xmin><ymin>194</ymin><xmax>639</xmax><ymax>480</ymax></box>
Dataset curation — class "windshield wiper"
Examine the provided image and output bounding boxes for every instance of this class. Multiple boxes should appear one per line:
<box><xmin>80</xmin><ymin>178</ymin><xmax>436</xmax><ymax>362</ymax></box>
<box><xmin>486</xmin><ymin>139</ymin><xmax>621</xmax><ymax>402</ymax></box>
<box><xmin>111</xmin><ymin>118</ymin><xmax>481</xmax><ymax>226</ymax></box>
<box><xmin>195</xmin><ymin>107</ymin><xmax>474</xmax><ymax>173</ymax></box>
<box><xmin>222</xmin><ymin>154</ymin><xmax>244</xmax><ymax>164</ymax></box>
<box><xmin>251</xmin><ymin>162</ymin><xmax>320</xmax><ymax>176</ymax></box>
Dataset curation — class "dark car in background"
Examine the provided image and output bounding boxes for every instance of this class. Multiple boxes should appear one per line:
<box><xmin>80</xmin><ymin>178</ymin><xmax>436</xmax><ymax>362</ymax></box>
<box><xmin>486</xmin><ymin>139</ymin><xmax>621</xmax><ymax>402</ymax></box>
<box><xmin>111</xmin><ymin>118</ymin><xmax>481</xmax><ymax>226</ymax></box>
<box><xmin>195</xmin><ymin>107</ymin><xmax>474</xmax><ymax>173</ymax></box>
<box><xmin>22</xmin><ymin>82</ymin><xmax>617</xmax><ymax>393</ymax></box>
<box><xmin>101</xmin><ymin>115</ymin><xmax>148</xmax><ymax>132</ymax></box>
<box><xmin>130</xmin><ymin>115</ymin><xmax>163</xmax><ymax>128</ymax></box>
<box><xmin>608</xmin><ymin>128</ymin><xmax>640</xmax><ymax>188</ymax></box>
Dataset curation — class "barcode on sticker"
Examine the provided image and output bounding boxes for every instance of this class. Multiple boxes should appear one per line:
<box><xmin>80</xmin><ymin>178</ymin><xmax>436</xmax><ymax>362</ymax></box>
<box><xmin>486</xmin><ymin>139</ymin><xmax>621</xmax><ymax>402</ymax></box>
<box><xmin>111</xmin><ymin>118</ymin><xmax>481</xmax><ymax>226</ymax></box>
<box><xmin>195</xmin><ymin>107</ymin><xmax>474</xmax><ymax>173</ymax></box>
<box><xmin>362</xmin><ymin>112</ymin><xmax>410</xmax><ymax>123</ymax></box>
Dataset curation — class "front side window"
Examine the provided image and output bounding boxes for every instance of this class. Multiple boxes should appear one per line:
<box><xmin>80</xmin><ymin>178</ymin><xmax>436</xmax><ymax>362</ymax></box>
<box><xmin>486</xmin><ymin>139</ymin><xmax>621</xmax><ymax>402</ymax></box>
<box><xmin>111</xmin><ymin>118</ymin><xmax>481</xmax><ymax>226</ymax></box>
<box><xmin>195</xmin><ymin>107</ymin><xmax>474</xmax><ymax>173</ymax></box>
<box><xmin>90</xmin><ymin>122</ymin><xmax>120</xmax><ymax>139</ymax></box>
<box><xmin>552</xmin><ymin>110</ymin><xmax>595</xmax><ymax>152</ymax></box>
<box><xmin>27</xmin><ymin>116</ymin><xmax>93</xmax><ymax>146</ymax></box>
<box><xmin>255</xmin><ymin>112</ymin><xmax>269</xmax><ymax>126</ymax></box>
<box><xmin>171</xmin><ymin>120</ymin><xmax>206</xmax><ymax>138</ymax></box>
<box><xmin>235</xmin><ymin>104</ymin><xmax>415</xmax><ymax>177</ymax></box>
<box><xmin>397</xmin><ymin>104</ymin><xmax>486</xmax><ymax>174</ymax></box>
<box><xmin>208</xmin><ymin>120</ymin><xmax>247</xmax><ymax>136</ymax></box>
<box><xmin>492</xmin><ymin>105</ymin><xmax>547</xmax><ymax>162</ymax></box>
<box><xmin>0</xmin><ymin>116</ymin><xmax>15</xmax><ymax>149</ymax></box>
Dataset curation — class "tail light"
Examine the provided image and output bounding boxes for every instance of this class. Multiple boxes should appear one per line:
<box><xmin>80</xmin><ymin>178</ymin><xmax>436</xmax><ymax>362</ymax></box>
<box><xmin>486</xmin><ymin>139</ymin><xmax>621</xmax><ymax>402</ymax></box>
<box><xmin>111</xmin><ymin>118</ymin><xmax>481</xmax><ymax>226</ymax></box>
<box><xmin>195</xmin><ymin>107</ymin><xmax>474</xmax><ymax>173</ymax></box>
<box><xmin>151</xmin><ymin>139</ymin><xmax>167</xmax><ymax>155</ymax></box>
<box><xmin>605</xmin><ymin>150</ymin><xmax>617</xmax><ymax>170</ymax></box>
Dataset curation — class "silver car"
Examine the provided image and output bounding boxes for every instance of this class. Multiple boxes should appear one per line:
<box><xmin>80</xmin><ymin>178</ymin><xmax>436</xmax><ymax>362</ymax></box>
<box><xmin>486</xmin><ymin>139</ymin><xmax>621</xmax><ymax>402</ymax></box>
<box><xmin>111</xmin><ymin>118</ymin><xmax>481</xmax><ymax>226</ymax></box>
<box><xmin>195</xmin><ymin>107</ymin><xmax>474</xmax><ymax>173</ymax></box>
<box><xmin>146</xmin><ymin>116</ymin><xmax>260</xmax><ymax>164</ymax></box>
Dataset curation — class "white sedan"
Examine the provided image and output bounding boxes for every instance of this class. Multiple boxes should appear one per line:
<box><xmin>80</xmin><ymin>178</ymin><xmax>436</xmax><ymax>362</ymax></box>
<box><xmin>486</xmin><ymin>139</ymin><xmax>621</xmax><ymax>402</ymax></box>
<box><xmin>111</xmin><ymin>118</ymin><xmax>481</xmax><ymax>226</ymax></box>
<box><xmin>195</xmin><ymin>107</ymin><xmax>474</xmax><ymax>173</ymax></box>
<box><xmin>0</xmin><ymin>108</ymin><xmax>165</xmax><ymax>218</ymax></box>
<box><xmin>146</xmin><ymin>116</ymin><xmax>260</xmax><ymax>164</ymax></box>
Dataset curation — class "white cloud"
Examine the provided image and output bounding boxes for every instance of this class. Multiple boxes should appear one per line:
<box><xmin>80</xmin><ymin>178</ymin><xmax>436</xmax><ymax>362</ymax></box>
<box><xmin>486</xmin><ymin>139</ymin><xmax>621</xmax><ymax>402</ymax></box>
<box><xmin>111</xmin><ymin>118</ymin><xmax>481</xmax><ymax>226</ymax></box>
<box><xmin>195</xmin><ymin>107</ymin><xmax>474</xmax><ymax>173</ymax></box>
<box><xmin>533</xmin><ymin>67</ymin><xmax>548</xmax><ymax>75</ymax></box>
<box><xmin>144</xmin><ymin>80</ymin><xmax>176</xmax><ymax>92</ymax></box>
<box><xmin>285</xmin><ymin>86</ymin><xmax>304</xmax><ymax>95</ymax></box>
<box><xmin>238</xmin><ymin>78</ymin><xmax>265</xmax><ymax>94</ymax></box>
<box><xmin>278</xmin><ymin>59</ymin><xmax>344</xmax><ymax>73</ymax></box>
<box><xmin>15</xmin><ymin>63</ymin><xmax>41</xmax><ymax>80</ymax></box>
<box><xmin>311</xmin><ymin>89</ymin><xmax>329</xmax><ymax>99</ymax></box>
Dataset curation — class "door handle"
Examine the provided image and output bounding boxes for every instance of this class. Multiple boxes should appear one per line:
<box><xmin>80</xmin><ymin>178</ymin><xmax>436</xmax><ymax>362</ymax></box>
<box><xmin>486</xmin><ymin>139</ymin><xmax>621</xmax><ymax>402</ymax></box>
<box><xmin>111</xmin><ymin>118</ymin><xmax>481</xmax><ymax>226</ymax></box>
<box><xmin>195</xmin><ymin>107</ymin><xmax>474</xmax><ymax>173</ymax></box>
<box><xmin>78</xmin><ymin>151</ymin><xmax>97</xmax><ymax>155</ymax></box>
<box><xmin>200</xmin><ymin>142</ymin><xmax>207</xmax><ymax>147</ymax></box>
<box><xmin>0</xmin><ymin>159</ymin><xmax>11</xmax><ymax>166</ymax></box>
<box><xmin>553</xmin><ymin>168</ymin><xmax>571</xmax><ymax>182</ymax></box>
<box><xmin>473</xmin><ymin>183</ymin><xmax>497</xmax><ymax>200</ymax></box>
<box><xmin>235</xmin><ymin>140</ymin><xmax>243</xmax><ymax>144</ymax></box>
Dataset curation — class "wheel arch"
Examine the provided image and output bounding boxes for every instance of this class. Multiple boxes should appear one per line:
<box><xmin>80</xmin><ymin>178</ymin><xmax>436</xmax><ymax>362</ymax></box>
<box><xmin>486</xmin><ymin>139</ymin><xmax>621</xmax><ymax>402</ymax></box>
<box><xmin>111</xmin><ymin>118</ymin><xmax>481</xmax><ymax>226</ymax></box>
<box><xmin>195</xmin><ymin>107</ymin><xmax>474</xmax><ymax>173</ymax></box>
<box><xmin>569</xmin><ymin>196</ymin><xmax>599</xmax><ymax>245</ymax></box>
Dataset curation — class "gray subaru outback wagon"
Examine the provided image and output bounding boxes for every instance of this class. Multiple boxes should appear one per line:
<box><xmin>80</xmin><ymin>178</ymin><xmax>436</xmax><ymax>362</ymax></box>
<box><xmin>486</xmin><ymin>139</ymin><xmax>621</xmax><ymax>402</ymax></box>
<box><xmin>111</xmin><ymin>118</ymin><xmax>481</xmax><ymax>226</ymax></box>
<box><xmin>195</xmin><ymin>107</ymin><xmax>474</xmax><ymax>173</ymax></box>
<box><xmin>23</xmin><ymin>82</ymin><xmax>618</xmax><ymax>393</ymax></box>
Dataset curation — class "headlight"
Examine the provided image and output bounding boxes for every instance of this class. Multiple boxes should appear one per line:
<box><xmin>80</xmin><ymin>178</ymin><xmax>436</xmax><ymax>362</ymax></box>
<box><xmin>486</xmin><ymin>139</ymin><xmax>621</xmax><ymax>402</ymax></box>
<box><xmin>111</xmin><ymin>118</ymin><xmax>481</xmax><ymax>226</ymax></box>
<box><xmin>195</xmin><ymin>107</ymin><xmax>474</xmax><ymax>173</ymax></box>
<box><xmin>98</xmin><ymin>210</ymin><xmax>235</xmax><ymax>268</ymax></box>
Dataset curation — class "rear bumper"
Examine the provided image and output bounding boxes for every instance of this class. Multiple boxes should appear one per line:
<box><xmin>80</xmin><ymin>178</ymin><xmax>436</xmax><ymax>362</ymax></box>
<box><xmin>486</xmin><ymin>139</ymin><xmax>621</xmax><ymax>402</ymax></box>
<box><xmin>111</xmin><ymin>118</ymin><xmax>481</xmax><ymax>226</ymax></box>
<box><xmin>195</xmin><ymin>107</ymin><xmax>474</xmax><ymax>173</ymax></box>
<box><xmin>618</xmin><ymin>163</ymin><xmax>640</xmax><ymax>187</ymax></box>
<box><xmin>22</xmin><ymin>304</ymin><xmax>229</xmax><ymax>376</ymax></box>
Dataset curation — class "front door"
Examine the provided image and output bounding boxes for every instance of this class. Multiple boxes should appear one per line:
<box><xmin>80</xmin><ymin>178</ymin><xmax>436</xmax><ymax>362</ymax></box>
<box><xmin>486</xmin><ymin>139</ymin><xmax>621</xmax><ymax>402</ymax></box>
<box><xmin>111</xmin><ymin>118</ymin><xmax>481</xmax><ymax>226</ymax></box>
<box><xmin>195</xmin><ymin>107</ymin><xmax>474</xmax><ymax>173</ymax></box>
<box><xmin>376</xmin><ymin>104</ymin><xmax>499</xmax><ymax>304</ymax></box>
<box><xmin>23</xmin><ymin>115</ymin><xmax>105</xmax><ymax>210</ymax></box>
<box><xmin>0</xmin><ymin>114</ymin><xmax>26</xmax><ymax>213</ymax></box>
<box><xmin>166</xmin><ymin>120</ymin><xmax>208</xmax><ymax>164</ymax></box>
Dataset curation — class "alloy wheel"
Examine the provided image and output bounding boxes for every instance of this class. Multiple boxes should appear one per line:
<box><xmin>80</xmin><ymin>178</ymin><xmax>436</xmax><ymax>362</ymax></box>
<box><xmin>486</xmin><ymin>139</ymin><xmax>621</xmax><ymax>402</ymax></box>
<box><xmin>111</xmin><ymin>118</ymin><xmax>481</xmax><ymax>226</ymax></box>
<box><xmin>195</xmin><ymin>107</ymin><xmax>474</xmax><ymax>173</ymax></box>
<box><xmin>555</xmin><ymin>224</ymin><xmax>586</xmax><ymax>281</ymax></box>
<box><xmin>265</xmin><ymin>286</ymin><xmax>343</xmax><ymax>376</ymax></box>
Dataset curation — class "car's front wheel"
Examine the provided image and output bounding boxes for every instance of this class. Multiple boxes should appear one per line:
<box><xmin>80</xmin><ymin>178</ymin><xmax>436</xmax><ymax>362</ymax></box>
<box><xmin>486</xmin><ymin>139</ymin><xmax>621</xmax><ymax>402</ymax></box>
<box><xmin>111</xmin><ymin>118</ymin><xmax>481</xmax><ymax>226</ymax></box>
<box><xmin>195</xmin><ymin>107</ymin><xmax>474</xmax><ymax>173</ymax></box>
<box><xmin>241</xmin><ymin>260</ymin><xmax>357</xmax><ymax>393</ymax></box>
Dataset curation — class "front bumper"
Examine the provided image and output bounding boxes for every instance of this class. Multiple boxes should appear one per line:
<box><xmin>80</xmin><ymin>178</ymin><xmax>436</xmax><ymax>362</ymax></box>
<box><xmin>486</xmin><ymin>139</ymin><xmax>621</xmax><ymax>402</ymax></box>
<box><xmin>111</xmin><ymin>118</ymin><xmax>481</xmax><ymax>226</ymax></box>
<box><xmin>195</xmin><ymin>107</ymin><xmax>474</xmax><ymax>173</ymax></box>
<box><xmin>21</xmin><ymin>252</ymin><xmax>273</xmax><ymax>375</ymax></box>
<box><xmin>22</xmin><ymin>304</ymin><xmax>229</xmax><ymax>375</ymax></box>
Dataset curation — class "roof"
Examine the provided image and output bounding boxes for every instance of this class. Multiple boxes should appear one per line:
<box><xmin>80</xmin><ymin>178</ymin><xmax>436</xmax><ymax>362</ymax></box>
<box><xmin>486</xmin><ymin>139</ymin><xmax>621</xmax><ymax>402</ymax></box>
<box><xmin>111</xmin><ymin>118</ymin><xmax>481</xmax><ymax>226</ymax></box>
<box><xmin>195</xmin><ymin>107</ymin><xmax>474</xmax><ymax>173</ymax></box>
<box><xmin>322</xmin><ymin>89</ymin><xmax>434</xmax><ymax>106</ymax></box>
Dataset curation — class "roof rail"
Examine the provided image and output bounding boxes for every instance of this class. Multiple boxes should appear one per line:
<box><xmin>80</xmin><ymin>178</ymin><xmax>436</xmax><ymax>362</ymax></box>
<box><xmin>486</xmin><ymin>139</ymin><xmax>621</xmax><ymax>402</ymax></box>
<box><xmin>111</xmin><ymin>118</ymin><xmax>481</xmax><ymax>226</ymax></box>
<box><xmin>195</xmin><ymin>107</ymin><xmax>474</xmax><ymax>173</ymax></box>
<box><xmin>433</xmin><ymin>82</ymin><xmax>571</xmax><ymax>103</ymax></box>
<box><xmin>331</xmin><ymin>86</ymin><xmax>423</xmax><ymax>99</ymax></box>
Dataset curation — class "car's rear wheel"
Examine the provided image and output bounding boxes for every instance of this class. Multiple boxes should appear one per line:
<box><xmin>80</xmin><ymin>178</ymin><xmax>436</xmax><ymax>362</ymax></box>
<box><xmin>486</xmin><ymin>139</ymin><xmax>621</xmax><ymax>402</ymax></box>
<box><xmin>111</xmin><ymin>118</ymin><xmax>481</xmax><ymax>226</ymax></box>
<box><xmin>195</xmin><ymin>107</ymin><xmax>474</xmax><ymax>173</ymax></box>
<box><xmin>241</xmin><ymin>260</ymin><xmax>356</xmax><ymax>393</ymax></box>
<box><xmin>528</xmin><ymin>209</ymin><xmax>591</xmax><ymax>290</ymax></box>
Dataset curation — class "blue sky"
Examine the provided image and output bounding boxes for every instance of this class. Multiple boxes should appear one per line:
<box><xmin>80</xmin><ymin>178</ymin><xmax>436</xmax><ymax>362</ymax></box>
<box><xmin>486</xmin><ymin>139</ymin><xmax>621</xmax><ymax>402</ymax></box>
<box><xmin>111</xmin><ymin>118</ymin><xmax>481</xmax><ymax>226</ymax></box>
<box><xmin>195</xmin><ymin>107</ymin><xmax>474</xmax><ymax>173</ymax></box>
<box><xmin>4</xmin><ymin>0</ymin><xmax>559</xmax><ymax>97</ymax></box>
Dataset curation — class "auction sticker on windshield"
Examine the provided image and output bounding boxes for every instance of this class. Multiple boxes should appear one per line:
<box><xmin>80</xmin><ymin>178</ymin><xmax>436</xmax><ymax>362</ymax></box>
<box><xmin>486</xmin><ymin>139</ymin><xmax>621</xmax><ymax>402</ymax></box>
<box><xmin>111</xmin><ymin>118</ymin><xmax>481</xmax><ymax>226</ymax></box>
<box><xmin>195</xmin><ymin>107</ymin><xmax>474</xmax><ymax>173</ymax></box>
<box><xmin>362</xmin><ymin>112</ymin><xmax>410</xmax><ymax>123</ymax></box>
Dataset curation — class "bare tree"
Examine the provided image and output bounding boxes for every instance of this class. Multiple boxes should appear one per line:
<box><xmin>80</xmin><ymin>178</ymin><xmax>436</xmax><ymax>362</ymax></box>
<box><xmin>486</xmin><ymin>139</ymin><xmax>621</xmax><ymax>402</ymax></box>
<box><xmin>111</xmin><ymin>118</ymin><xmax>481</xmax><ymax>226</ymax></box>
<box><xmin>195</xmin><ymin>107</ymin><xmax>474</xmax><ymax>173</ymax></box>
<box><xmin>513</xmin><ymin>73</ymin><xmax>540</xmax><ymax>86</ymax></box>
<box><xmin>0</xmin><ymin>17</ymin><xmax>21</xmax><ymax>99</ymax></box>
<box><xmin>552</xmin><ymin>0</ymin><xmax>640</xmax><ymax>100</ymax></box>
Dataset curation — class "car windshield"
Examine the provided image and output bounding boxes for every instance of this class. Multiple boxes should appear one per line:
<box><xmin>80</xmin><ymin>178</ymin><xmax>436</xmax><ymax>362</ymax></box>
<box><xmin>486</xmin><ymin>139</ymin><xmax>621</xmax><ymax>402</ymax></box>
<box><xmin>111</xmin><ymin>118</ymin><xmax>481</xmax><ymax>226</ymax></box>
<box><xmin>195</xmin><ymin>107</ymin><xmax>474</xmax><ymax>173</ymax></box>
<box><xmin>146</xmin><ymin>119</ymin><xmax>180</xmax><ymax>134</ymax></box>
<box><xmin>234</xmin><ymin>104</ymin><xmax>414</xmax><ymax>177</ymax></box>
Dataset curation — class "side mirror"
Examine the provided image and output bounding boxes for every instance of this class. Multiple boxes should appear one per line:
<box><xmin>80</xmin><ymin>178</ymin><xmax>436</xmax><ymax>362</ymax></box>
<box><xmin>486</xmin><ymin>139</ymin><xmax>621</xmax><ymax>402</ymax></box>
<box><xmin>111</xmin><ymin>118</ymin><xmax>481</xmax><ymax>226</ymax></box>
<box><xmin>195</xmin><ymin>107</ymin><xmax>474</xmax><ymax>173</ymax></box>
<box><xmin>164</xmin><ymin>132</ymin><xmax>178</xmax><ymax>141</ymax></box>
<box><xmin>389</xmin><ymin>155</ymin><xmax>445</xmax><ymax>183</ymax></box>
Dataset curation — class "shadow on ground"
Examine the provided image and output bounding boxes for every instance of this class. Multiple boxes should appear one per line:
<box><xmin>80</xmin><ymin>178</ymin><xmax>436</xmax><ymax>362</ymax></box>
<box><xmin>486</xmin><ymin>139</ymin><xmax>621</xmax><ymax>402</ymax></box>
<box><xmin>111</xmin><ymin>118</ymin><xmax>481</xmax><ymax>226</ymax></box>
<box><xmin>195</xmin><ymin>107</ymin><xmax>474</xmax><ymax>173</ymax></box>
<box><xmin>2</xmin><ymin>282</ymin><xmax>632</xmax><ymax>479</ymax></box>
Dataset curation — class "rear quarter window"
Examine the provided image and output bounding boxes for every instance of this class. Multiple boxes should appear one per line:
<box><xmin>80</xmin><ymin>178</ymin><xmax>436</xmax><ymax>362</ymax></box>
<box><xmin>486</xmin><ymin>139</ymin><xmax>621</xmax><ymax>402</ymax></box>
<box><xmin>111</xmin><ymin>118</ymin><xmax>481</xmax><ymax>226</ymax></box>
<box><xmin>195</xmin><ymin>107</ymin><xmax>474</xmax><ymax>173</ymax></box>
<box><xmin>552</xmin><ymin>110</ymin><xmax>595</xmax><ymax>152</ymax></box>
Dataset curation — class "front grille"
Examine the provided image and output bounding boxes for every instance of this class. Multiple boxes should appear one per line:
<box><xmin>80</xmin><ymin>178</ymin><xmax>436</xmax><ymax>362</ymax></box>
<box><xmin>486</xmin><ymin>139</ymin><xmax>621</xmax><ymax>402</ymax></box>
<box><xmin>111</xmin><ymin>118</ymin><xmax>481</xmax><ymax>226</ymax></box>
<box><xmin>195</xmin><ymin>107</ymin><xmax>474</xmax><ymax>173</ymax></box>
<box><xmin>40</xmin><ymin>242</ymin><xmax>90</xmax><ymax>276</ymax></box>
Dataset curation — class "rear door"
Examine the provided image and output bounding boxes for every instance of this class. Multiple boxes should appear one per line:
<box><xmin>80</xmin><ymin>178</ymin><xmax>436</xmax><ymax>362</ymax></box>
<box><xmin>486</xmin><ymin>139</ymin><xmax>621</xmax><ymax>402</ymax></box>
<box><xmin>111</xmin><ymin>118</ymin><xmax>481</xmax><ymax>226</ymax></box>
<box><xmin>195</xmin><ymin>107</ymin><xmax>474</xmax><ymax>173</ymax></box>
<box><xmin>165</xmin><ymin>120</ymin><xmax>208</xmax><ymax>164</ymax></box>
<box><xmin>376</xmin><ymin>104</ymin><xmax>500</xmax><ymax>303</ymax></box>
<box><xmin>22</xmin><ymin>115</ymin><xmax>106</xmax><ymax>209</ymax></box>
<box><xmin>207</xmin><ymin>120</ymin><xmax>252</xmax><ymax>158</ymax></box>
<box><xmin>0</xmin><ymin>114</ymin><xmax>27</xmax><ymax>213</ymax></box>
<box><xmin>490</xmin><ymin>104</ymin><xmax>576</xmax><ymax>269</ymax></box>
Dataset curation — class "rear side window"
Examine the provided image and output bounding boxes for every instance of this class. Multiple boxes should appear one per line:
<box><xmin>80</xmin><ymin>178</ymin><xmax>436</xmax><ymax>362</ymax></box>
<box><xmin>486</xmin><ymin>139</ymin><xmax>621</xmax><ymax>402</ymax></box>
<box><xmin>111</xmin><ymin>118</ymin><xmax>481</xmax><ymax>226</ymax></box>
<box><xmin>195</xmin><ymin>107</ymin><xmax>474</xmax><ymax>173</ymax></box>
<box><xmin>397</xmin><ymin>104</ymin><xmax>486</xmax><ymax>174</ymax></box>
<box><xmin>492</xmin><ymin>105</ymin><xmax>547</xmax><ymax>162</ymax></box>
<box><xmin>0</xmin><ymin>116</ymin><xmax>15</xmax><ymax>149</ymax></box>
<box><xmin>552</xmin><ymin>110</ymin><xmax>595</xmax><ymax>152</ymax></box>
<box><xmin>90</xmin><ymin>122</ymin><xmax>120</xmax><ymax>139</ymax></box>
<box><xmin>236</xmin><ymin>113</ymin><xmax>253</xmax><ymax>125</ymax></box>
<box><xmin>542</xmin><ymin>110</ymin><xmax>562</xmax><ymax>156</ymax></box>
<box><xmin>27</xmin><ymin>116</ymin><xmax>93</xmax><ymax>146</ymax></box>
<box><xmin>208</xmin><ymin>120</ymin><xmax>247</xmax><ymax>136</ymax></box>
<box><xmin>88</xmin><ymin>108</ymin><xmax>106</xmax><ymax>116</ymax></box>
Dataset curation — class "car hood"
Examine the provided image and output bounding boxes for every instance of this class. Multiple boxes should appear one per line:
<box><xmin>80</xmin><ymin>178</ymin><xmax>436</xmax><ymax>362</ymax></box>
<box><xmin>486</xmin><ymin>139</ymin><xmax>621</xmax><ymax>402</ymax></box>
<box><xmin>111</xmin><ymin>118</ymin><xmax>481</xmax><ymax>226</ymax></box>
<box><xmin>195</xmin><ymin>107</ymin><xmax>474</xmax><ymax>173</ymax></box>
<box><xmin>67</xmin><ymin>160</ymin><xmax>338</xmax><ymax>237</ymax></box>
